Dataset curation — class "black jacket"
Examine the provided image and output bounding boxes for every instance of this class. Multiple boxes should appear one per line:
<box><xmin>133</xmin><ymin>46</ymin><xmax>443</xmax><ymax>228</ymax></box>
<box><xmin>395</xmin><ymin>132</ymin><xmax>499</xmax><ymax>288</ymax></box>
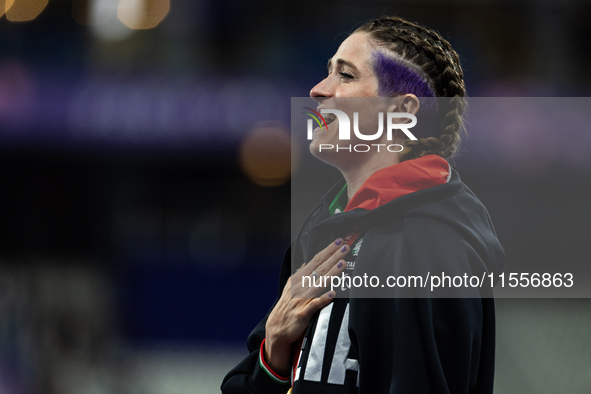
<box><xmin>222</xmin><ymin>169</ymin><xmax>505</xmax><ymax>394</ymax></box>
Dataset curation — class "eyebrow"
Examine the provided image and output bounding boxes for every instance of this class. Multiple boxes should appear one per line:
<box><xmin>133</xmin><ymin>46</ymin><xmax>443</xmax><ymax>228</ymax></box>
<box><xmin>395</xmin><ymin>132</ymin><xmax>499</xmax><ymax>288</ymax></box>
<box><xmin>327</xmin><ymin>58</ymin><xmax>359</xmax><ymax>72</ymax></box>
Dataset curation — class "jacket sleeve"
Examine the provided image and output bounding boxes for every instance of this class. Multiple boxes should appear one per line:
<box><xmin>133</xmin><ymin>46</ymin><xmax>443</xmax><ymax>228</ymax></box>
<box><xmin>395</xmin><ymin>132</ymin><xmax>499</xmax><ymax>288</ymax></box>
<box><xmin>221</xmin><ymin>246</ymin><xmax>294</xmax><ymax>394</ymax></box>
<box><xmin>349</xmin><ymin>219</ymin><xmax>496</xmax><ymax>394</ymax></box>
<box><xmin>220</xmin><ymin>305</ymin><xmax>293</xmax><ymax>394</ymax></box>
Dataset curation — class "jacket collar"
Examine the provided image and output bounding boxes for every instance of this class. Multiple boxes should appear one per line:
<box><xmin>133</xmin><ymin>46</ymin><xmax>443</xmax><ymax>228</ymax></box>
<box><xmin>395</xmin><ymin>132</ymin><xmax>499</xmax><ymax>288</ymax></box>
<box><xmin>310</xmin><ymin>156</ymin><xmax>461</xmax><ymax>230</ymax></box>
<box><xmin>345</xmin><ymin>155</ymin><xmax>451</xmax><ymax>212</ymax></box>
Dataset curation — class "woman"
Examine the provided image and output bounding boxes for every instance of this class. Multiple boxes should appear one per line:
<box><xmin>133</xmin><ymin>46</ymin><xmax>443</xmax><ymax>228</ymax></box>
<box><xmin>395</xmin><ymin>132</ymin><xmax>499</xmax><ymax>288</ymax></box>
<box><xmin>222</xmin><ymin>16</ymin><xmax>505</xmax><ymax>394</ymax></box>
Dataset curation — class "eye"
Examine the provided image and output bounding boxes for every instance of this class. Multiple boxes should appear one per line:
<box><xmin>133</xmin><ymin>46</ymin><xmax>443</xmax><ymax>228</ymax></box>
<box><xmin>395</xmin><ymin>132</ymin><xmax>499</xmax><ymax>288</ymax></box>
<box><xmin>339</xmin><ymin>72</ymin><xmax>354</xmax><ymax>80</ymax></box>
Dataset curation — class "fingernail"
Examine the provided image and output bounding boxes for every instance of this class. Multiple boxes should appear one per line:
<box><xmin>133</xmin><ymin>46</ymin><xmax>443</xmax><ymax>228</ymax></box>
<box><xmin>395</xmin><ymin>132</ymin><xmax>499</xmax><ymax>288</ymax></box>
<box><xmin>340</xmin><ymin>245</ymin><xmax>347</xmax><ymax>253</ymax></box>
<box><xmin>328</xmin><ymin>292</ymin><xmax>334</xmax><ymax>298</ymax></box>
<box><xmin>337</xmin><ymin>261</ymin><xmax>343</xmax><ymax>269</ymax></box>
<box><xmin>335</xmin><ymin>238</ymin><xmax>343</xmax><ymax>246</ymax></box>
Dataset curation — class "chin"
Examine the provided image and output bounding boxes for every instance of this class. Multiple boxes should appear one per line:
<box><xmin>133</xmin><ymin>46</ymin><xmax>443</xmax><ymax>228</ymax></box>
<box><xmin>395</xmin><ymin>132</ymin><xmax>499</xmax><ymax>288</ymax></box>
<box><xmin>309</xmin><ymin>139</ymin><xmax>326</xmax><ymax>160</ymax></box>
<box><xmin>309</xmin><ymin>139</ymin><xmax>331</xmax><ymax>162</ymax></box>
<box><xmin>309</xmin><ymin>140</ymin><xmax>351</xmax><ymax>170</ymax></box>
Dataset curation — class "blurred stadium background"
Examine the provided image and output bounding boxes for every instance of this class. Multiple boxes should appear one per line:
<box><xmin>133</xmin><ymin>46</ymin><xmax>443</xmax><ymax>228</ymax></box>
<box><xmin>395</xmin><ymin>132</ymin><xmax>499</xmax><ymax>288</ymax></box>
<box><xmin>0</xmin><ymin>0</ymin><xmax>590</xmax><ymax>393</ymax></box>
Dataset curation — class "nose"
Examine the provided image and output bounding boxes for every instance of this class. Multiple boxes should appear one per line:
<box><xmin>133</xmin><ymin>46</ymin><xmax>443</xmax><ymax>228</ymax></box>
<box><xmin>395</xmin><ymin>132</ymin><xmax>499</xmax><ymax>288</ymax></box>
<box><xmin>309</xmin><ymin>77</ymin><xmax>332</xmax><ymax>100</ymax></box>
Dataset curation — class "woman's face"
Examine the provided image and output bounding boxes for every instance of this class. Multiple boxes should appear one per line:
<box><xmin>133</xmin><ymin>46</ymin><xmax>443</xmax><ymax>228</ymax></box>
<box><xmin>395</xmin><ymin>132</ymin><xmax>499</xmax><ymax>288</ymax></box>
<box><xmin>308</xmin><ymin>32</ymin><xmax>392</xmax><ymax>168</ymax></box>
<box><xmin>309</xmin><ymin>32</ymin><xmax>379</xmax><ymax>98</ymax></box>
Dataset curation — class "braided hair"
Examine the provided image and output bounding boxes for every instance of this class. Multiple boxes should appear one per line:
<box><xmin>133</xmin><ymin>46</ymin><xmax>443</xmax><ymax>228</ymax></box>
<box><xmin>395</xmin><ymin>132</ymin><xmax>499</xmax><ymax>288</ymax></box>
<box><xmin>355</xmin><ymin>16</ymin><xmax>466</xmax><ymax>161</ymax></box>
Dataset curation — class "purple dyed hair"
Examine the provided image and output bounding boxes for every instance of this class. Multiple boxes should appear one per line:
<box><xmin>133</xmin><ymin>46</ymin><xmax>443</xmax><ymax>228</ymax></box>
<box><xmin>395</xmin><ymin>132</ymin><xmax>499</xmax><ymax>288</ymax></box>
<box><xmin>373</xmin><ymin>51</ymin><xmax>435</xmax><ymax>98</ymax></box>
<box><xmin>373</xmin><ymin>51</ymin><xmax>437</xmax><ymax>138</ymax></box>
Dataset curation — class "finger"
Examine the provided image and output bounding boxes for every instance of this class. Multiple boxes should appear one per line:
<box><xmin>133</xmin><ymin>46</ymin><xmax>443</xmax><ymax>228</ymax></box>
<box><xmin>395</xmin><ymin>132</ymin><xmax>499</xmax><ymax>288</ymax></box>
<box><xmin>315</xmin><ymin>244</ymin><xmax>350</xmax><ymax>276</ymax></box>
<box><xmin>301</xmin><ymin>238</ymin><xmax>346</xmax><ymax>273</ymax></box>
<box><xmin>323</xmin><ymin>259</ymin><xmax>347</xmax><ymax>278</ymax></box>
<box><xmin>301</xmin><ymin>291</ymin><xmax>336</xmax><ymax>316</ymax></box>
<box><xmin>301</xmin><ymin>259</ymin><xmax>346</xmax><ymax>298</ymax></box>
<box><xmin>292</xmin><ymin>270</ymin><xmax>336</xmax><ymax>299</ymax></box>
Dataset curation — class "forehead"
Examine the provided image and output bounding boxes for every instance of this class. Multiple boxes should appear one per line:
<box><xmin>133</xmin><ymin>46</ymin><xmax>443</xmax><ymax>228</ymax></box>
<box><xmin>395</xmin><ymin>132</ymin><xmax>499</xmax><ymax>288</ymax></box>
<box><xmin>329</xmin><ymin>32</ymin><xmax>374</xmax><ymax>71</ymax></box>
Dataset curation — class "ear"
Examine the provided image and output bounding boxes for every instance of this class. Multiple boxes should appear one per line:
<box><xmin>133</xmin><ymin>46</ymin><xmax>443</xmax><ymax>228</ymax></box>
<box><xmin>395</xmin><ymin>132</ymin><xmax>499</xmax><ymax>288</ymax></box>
<box><xmin>387</xmin><ymin>94</ymin><xmax>421</xmax><ymax>116</ymax></box>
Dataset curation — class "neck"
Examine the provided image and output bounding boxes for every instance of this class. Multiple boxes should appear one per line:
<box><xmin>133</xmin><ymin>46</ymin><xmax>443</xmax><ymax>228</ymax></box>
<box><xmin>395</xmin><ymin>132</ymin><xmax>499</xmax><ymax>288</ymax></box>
<box><xmin>340</xmin><ymin>154</ymin><xmax>401</xmax><ymax>201</ymax></box>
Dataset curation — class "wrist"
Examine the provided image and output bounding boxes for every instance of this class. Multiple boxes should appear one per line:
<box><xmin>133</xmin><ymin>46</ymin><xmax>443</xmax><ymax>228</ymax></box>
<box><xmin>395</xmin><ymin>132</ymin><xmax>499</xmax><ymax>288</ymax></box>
<box><xmin>262</xmin><ymin>337</ymin><xmax>292</xmax><ymax>378</ymax></box>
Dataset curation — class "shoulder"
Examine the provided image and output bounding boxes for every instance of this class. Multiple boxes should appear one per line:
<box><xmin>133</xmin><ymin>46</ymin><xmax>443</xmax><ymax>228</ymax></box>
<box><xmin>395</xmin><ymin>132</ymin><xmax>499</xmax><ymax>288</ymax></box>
<box><xmin>362</xmin><ymin>216</ymin><xmax>487</xmax><ymax>275</ymax></box>
<box><xmin>363</xmin><ymin>215</ymin><xmax>470</xmax><ymax>251</ymax></box>
<box><xmin>400</xmin><ymin>217</ymin><xmax>490</xmax><ymax>297</ymax></box>
<box><xmin>403</xmin><ymin>216</ymin><xmax>471</xmax><ymax>249</ymax></box>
